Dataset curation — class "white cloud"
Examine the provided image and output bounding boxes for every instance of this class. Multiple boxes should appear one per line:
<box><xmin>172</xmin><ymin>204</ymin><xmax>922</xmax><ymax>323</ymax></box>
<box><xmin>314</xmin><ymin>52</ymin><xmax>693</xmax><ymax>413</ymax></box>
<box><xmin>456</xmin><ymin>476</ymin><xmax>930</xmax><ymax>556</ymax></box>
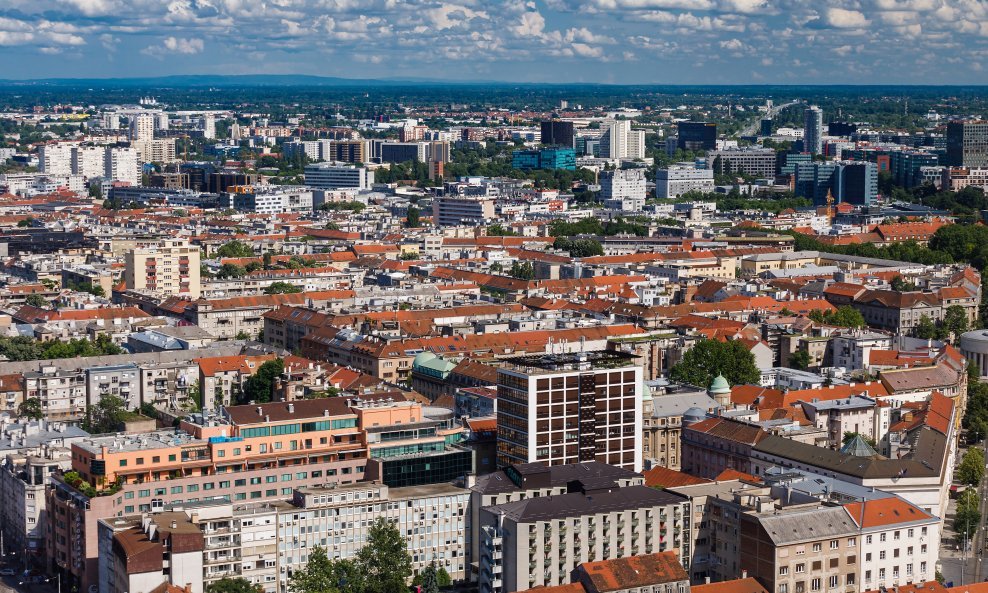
<box><xmin>142</xmin><ymin>36</ymin><xmax>203</xmax><ymax>56</ymax></box>
<box><xmin>825</xmin><ymin>8</ymin><xmax>869</xmax><ymax>28</ymax></box>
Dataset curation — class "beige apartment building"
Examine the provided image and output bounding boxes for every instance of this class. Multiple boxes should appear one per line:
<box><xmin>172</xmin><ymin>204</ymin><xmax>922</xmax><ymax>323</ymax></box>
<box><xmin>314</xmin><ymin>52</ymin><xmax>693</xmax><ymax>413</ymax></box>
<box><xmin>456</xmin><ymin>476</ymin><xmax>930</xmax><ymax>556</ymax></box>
<box><xmin>124</xmin><ymin>239</ymin><xmax>201</xmax><ymax>297</ymax></box>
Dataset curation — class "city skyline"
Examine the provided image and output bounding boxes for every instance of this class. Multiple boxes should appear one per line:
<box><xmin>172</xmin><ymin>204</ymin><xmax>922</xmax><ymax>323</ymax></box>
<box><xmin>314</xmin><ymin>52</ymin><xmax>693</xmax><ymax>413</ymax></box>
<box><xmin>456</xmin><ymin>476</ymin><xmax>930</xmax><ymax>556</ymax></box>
<box><xmin>1</xmin><ymin>0</ymin><xmax>987</xmax><ymax>84</ymax></box>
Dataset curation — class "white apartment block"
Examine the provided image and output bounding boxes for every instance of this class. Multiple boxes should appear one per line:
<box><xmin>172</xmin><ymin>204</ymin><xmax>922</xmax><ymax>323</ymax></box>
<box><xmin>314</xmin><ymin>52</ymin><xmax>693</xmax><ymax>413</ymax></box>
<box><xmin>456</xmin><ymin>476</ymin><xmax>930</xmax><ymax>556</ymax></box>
<box><xmin>478</xmin><ymin>484</ymin><xmax>689</xmax><ymax>593</ymax></box>
<box><xmin>304</xmin><ymin>163</ymin><xmax>374</xmax><ymax>190</ymax></box>
<box><xmin>432</xmin><ymin>195</ymin><xmax>496</xmax><ymax>226</ymax></box>
<box><xmin>228</xmin><ymin>187</ymin><xmax>314</xmax><ymax>214</ymax></box>
<box><xmin>599</xmin><ymin>120</ymin><xmax>646</xmax><ymax>160</ymax></box>
<box><xmin>130</xmin><ymin>112</ymin><xmax>155</xmax><ymax>141</ymax></box>
<box><xmin>105</xmin><ymin>147</ymin><xmax>140</xmax><ymax>185</ymax></box>
<box><xmin>39</xmin><ymin>143</ymin><xmax>74</xmax><ymax>175</ymax></box>
<box><xmin>601</xmin><ymin>168</ymin><xmax>647</xmax><ymax>212</ymax></box>
<box><xmin>655</xmin><ymin>164</ymin><xmax>714</xmax><ymax>199</ymax></box>
<box><xmin>851</xmin><ymin>497</ymin><xmax>940</xmax><ymax>591</ymax></box>
<box><xmin>72</xmin><ymin>145</ymin><xmax>106</xmax><ymax>179</ymax></box>
<box><xmin>133</xmin><ymin>138</ymin><xmax>177</xmax><ymax>163</ymax></box>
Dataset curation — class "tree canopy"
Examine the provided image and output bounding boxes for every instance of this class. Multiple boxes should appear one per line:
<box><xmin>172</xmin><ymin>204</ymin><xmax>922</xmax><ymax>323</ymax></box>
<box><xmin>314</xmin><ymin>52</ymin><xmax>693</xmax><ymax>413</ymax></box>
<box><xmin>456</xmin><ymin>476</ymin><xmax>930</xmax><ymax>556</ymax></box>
<box><xmin>669</xmin><ymin>339</ymin><xmax>761</xmax><ymax>388</ymax></box>
<box><xmin>957</xmin><ymin>447</ymin><xmax>985</xmax><ymax>487</ymax></box>
<box><xmin>239</xmin><ymin>358</ymin><xmax>285</xmax><ymax>404</ymax></box>
<box><xmin>216</xmin><ymin>240</ymin><xmax>254</xmax><ymax>258</ymax></box>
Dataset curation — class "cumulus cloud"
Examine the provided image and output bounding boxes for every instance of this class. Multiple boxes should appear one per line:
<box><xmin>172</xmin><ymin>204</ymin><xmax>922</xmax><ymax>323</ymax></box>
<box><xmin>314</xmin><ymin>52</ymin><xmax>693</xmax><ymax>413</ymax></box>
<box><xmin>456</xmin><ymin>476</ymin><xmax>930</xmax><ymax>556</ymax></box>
<box><xmin>142</xmin><ymin>36</ymin><xmax>203</xmax><ymax>56</ymax></box>
<box><xmin>826</xmin><ymin>8</ymin><xmax>869</xmax><ymax>28</ymax></box>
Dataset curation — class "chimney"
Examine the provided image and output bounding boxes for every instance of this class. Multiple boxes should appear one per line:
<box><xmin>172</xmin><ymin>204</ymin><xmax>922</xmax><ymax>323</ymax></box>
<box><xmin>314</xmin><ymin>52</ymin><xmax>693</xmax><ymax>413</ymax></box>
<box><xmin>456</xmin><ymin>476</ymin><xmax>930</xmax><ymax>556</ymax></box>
<box><xmin>171</xmin><ymin>520</ymin><xmax>177</xmax><ymax>528</ymax></box>
<box><xmin>742</xmin><ymin>570</ymin><xmax>748</xmax><ymax>579</ymax></box>
<box><xmin>288</xmin><ymin>403</ymin><xmax>295</xmax><ymax>413</ymax></box>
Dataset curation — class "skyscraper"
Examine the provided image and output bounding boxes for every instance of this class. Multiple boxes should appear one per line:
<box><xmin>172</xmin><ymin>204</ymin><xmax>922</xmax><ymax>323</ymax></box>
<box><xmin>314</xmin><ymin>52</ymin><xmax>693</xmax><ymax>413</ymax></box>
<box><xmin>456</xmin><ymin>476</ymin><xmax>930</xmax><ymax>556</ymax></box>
<box><xmin>803</xmin><ymin>106</ymin><xmax>824</xmax><ymax>155</ymax></box>
<box><xmin>946</xmin><ymin>121</ymin><xmax>988</xmax><ymax>167</ymax></box>
<box><xmin>202</xmin><ymin>113</ymin><xmax>215</xmax><ymax>139</ymax></box>
<box><xmin>130</xmin><ymin>112</ymin><xmax>155</xmax><ymax>142</ymax></box>
<box><xmin>600</xmin><ymin>119</ymin><xmax>645</xmax><ymax>159</ymax></box>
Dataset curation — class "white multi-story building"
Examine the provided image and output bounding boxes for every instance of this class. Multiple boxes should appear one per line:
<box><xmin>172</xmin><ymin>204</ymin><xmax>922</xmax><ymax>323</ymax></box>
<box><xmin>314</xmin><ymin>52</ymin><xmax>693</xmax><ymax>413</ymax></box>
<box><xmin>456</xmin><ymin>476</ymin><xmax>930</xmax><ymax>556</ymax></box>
<box><xmin>432</xmin><ymin>195</ymin><xmax>496</xmax><ymax>226</ymax></box>
<box><xmin>72</xmin><ymin>145</ymin><xmax>107</xmax><ymax>179</ymax></box>
<box><xmin>203</xmin><ymin>114</ymin><xmax>215</xmax><ymax>139</ymax></box>
<box><xmin>804</xmin><ymin>106</ymin><xmax>824</xmax><ymax>155</ymax></box>
<box><xmin>850</xmin><ymin>497</ymin><xmax>940</xmax><ymax>591</ymax></box>
<box><xmin>105</xmin><ymin>146</ymin><xmax>140</xmax><ymax>185</ymax></box>
<box><xmin>133</xmin><ymin>138</ymin><xmax>177</xmax><ymax>163</ymax></box>
<box><xmin>39</xmin><ymin>143</ymin><xmax>74</xmax><ymax>175</ymax></box>
<box><xmin>124</xmin><ymin>238</ymin><xmax>201</xmax><ymax>297</ymax></box>
<box><xmin>599</xmin><ymin>120</ymin><xmax>646</xmax><ymax>160</ymax></box>
<box><xmin>130</xmin><ymin>112</ymin><xmax>155</xmax><ymax>141</ymax></box>
<box><xmin>601</xmin><ymin>167</ymin><xmax>647</xmax><ymax>211</ymax></box>
<box><xmin>303</xmin><ymin>162</ymin><xmax>374</xmax><ymax>190</ymax></box>
<box><xmin>228</xmin><ymin>187</ymin><xmax>314</xmax><ymax>214</ymax></box>
<box><xmin>655</xmin><ymin>164</ymin><xmax>714</xmax><ymax>199</ymax></box>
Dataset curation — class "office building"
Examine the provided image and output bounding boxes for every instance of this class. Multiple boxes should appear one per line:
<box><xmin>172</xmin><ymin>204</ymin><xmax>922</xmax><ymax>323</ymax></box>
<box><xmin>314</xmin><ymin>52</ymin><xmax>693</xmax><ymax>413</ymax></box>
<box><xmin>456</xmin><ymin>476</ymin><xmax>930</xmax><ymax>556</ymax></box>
<box><xmin>304</xmin><ymin>162</ymin><xmax>374</xmax><ymax>190</ymax></box>
<box><xmin>495</xmin><ymin>350</ymin><xmax>643</xmax><ymax>472</ymax></box>
<box><xmin>946</xmin><ymin>121</ymin><xmax>988</xmax><ymax>167</ymax></box>
<box><xmin>130</xmin><ymin>112</ymin><xmax>155</xmax><ymax>142</ymax></box>
<box><xmin>512</xmin><ymin>148</ymin><xmax>576</xmax><ymax>171</ymax></box>
<box><xmin>760</xmin><ymin>118</ymin><xmax>773</xmax><ymax>136</ymax></box>
<box><xmin>804</xmin><ymin>106</ymin><xmax>824</xmax><ymax>155</ymax></box>
<box><xmin>777</xmin><ymin>151</ymin><xmax>812</xmax><ymax>176</ymax></box>
<box><xmin>600</xmin><ymin>120</ymin><xmax>646</xmax><ymax>160</ymax></box>
<box><xmin>707</xmin><ymin>148</ymin><xmax>777</xmax><ymax>179</ymax></box>
<box><xmin>208</xmin><ymin>172</ymin><xmax>258</xmax><ymax>194</ymax></box>
<box><xmin>227</xmin><ymin>186</ymin><xmax>314</xmax><ymax>214</ymax></box>
<box><xmin>601</xmin><ymin>167</ymin><xmax>648</xmax><ymax>211</ymax></box>
<box><xmin>655</xmin><ymin>164</ymin><xmax>714</xmax><ymax>199</ymax></box>
<box><xmin>478</xmin><ymin>479</ymin><xmax>688</xmax><ymax>593</ymax></box>
<box><xmin>48</xmin><ymin>395</ymin><xmax>467</xmax><ymax>592</ymax></box>
<box><xmin>541</xmin><ymin>120</ymin><xmax>575</xmax><ymax>148</ymax></box>
<box><xmin>889</xmin><ymin>151</ymin><xmax>939</xmax><ymax>188</ymax></box>
<box><xmin>677</xmin><ymin>122</ymin><xmax>717</xmax><ymax>151</ymax></box>
<box><xmin>124</xmin><ymin>238</ymin><xmax>201</xmax><ymax>297</ymax></box>
<box><xmin>432</xmin><ymin>195</ymin><xmax>496</xmax><ymax>226</ymax></box>
<box><xmin>829</xmin><ymin>121</ymin><xmax>858</xmax><ymax>136</ymax></box>
<box><xmin>795</xmin><ymin>161</ymin><xmax>877</xmax><ymax>206</ymax></box>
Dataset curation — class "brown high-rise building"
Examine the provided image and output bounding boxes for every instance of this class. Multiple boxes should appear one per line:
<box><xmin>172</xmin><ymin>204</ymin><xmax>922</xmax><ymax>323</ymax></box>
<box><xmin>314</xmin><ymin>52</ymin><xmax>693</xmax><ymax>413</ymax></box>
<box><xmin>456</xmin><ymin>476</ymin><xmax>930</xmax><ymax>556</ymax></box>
<box><xmin>496</xmin><ymin>350</ymin><xmax>643</xmax><ymax>472</ymax></box>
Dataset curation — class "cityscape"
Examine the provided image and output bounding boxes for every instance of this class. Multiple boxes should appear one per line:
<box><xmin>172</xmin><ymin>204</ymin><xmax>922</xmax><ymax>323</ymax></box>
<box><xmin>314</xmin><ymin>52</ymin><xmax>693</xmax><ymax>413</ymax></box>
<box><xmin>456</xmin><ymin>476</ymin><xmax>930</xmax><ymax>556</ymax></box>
<box><xmin>3</xmin><ymin>4</ymin><xmax>988</xmax><ymax>593</ymax></box>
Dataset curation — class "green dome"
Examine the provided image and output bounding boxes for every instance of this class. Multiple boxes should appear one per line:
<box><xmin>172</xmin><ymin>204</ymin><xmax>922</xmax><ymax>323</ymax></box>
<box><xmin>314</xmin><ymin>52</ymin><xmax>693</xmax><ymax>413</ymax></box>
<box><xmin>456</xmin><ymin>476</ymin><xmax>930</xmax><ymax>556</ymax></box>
<box><xmin>709</xmin><ymin>374</ymin><xmax>731</xmax><ymax>394</ymax></box>
<box><xmin>412</xmin><ymin>351</ymin><xmax>438</xmax><ymax>368</ymax></box>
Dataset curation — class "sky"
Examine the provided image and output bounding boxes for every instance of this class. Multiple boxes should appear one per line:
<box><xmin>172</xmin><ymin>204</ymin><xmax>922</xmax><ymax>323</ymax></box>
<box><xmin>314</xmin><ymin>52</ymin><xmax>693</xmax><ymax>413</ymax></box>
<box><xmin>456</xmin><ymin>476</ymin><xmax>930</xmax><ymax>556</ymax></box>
<box><xmin>1</xmin><ymin>0</ymin><xmax>987</xmax><ymax>84</ymax></box>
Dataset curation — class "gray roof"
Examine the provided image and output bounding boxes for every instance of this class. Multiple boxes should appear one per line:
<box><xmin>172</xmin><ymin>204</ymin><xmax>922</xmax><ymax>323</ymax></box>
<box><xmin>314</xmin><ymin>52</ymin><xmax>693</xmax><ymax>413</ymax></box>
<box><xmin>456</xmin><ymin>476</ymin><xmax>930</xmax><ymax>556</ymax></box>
<box><xmin>0</xmin><ymin>420</ymin><xmax>90</xmax><ymax>452</ymax></box>
<box><xmin>484</xmin><ymin>485</ymin><xmax>685</xmax><ymax>523</ymax></box>
<box><xmin>840</xmin><ymin>435</ymin><xmax>880</xmax><ymax>457</ymax></box>
<box><xmin>755</xmin><ymin>427</ymin><xmax>947</xmax><ymax>479</ymax></box>
<box><xmin>756</xmin><ymin>506</ymin><xmax>858</xmax><ymax>545</ymax></box>
<box><xmin>471</xmin><ymin>461</ymin><xmax>640</xmax><ymax>495</ymax></box>
<box><xmin>650</xmin><ymin>392</ymin><xmax>720</xmax><ymax>419</ymax></box>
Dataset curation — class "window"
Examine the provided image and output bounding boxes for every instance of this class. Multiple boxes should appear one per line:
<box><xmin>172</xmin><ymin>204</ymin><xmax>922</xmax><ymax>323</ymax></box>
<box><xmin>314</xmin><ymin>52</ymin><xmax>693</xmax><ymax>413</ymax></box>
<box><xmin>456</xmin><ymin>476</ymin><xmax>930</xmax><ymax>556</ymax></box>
<box><xmin>187</xmin><ymin>485</ymin><xmax>199</xmax><ymax>493</ymax></box>
<box><xmin>906</xmin><ymin>564</ymin><xmax>913</xmax><ymax>576</ymax></box>
<box><xmin>125</xmin><ymin>492</ymin><xmax>134</xmax><ymax>499</ymax></box>
<box><xmin>125</xmin><ymin>505</ymin><xmax>134</xmax><ymax>513</ymax></box>
<box><xmin>811</xmin><ymin>579</ymin><xmax>821</xmax><ymax>591</ymax></box>
<box><xmin>921</xmin><ymin>562</ymin><xmax>927</xmax><ymax>574</ymax></box>
<box><xmin>847</xmin><ymin>575</ymin><xmax>855</xmax><ymax>586</ymax></box>
<box><xmin>218</xmin><ymin>450</ymin><xmax>225</xmax><ymax>458</ymax></box>
<box><xmin>829</xmin><ymin>576</ymin><xmax>838</xmax><ymax>589</ymax></box>
<box><xmin>779</xmin><ymin>586</ymin><xmax>788</xmax><ymax>593</ymax></box>
<box><xmin>866</xmin><ymin>554</ymin><xmax>872</xmax><ymax>562</ymax></box>
<box><xmin>812</xmin><ymin>562</ymin><xmax>822</xmax><ymax>571</ymax></box>
<box><xmin>907</xmin><ymin>529</ymin><xmax>914</xmax><ymax>538</ymax></box>
<box><xmin>119</xmin><ymin>459</ymin><xmax>128</xmax><ymax>467</ymax></box>
<box><xmin>812</xmin><ymin>544</ymin><xmax>821</xmax><ymax>552</ymax></box>
<box><xmin>847</xmin><ymin>537</ymin><xmax>856</xmax><ymax>547</ymax></box>
<box><xmin>866</xmin><ymin>535</ymin><xmax>873</xmax><ymax>544</ymax></box>
<box><xmin>780</xmin><ymin>567</ymin><xmax>789</xmax><ymax>576</ymax></box>
<box><xmin>152</xmin><ymin>456</ymin><xmax>160</xmax><ymax>463</ymax></box>
<box><xmin>894</xmin><ymin>549</ymin><xmax>900</xmax><ymax>558</ymax></box>
<box><xmin>235</xmin><ymin>479</ymin><xmax>246</xmax><ymax>487</ymax></box>
<box><xmin>171</xmin><ymin>486</ymin><xmax>182</xmax><ymax>494</ymax></box>
<box><xmin>136</xmin><ymin>458</ymin><xmax>144</xmax><ymax>465</ymax></box>
<box><xmin>795</xmin><ymin>564</ymin><xmax>805</xmax><ymax>574</ymax></box>
<box><xmin>865</xmin><ymin>571</ymin><xmax>872</xmax><ymax>583</ymax></box>
<box><xmin>829</xmin><ymin>540</ymin><xmax>838</xmax><ymax>550</ymax></box>
<box><xmin>879</xmin><ymin>569</ymin><xmax>886</xmax><ymax>580</ymax></box>
<box><xmin>880</xmin><ymin>533</ymin><xmax>887</xmax><ymax>542</ymax></box>
<box><xmin>233</xmin><ymin>448</ymin><xmax>241</xmax><ymax>456</ymax></box>
<box><xmin>219</xmin><ymin>480</ymin><xmax>230</xmax><ymax>488</ymax></box>
<box><xmin>168</xmin><ymin>454</ymin><xmax>176</xmax><ymax>462</ymax></box>
<box><xmin>139</xmin><ymin>489</ymin><xmax>150</xmax><ymax>498</ymax></box>
<box><xmin>880</xmin><ymin>551</ymin><xmax>886</xmax><ymax>560</ymax></box>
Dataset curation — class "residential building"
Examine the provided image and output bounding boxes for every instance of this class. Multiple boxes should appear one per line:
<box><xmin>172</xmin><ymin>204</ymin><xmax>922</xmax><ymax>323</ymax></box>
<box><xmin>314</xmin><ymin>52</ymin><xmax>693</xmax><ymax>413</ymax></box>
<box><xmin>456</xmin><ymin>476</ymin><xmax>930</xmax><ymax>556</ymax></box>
<box><xmin>432</xmin><ymin>195</ymin><xmax>496</xmax><ymax>226</ymax></box>
<box><xmin>708</xmin><ymin>148</ymin><xmax>777</xmax><ymax>179</ymax></box>
<box><xmin>655</xmin><ymin>164</ymin><xmax>715</xmax><ymax>199</ymax></box>
<box><xmin>227</xmin><ymin>186</ymin><xmax>314</xmax><ymax>214</ymax></box>
<box><xmin>130</xmin><ymin>113</ymin><xmax>155</xmax><ymax>141</ymax></box>
<box><xmin>124</xmin><ymin>238</ymin><xmax>202</xmax><ymax>297</ymax></box>
<box><xmin>681</xmin><ymin>416</ymin><xmax>767</xmax><ymax>480</ymax></box>
<box><xmin>642</xmin><ymin>383</ymin><xmax>719</xmax><ymax>471</ymax></box>
<box><xmin>528</xmin><ymin>552</ymin><xmax>691</xmax><ymax>593</ymax></box>
<box><xmin>478</xmin><ymin>480</ymin><xmax>689</xmax><ymax>593</ymax></box>
<box><xmin>39</xmin><ymin>144</ymin><xmax>74</xmax><ymax>175</ymax></box>
<box><xmin>495</xmin><ymin>350</ymin><xmax>643</xmax><ymax>472</ymax></box>
<box><xmin>601</xmin><ymin>168</ymin><xmax>648</xmax><ymax>211</ymax></box>
<box><xmin>105</xmin><ymin>147</ymin><xmax>140</xmax><ymax>185</ymax></box>
<box><xmin>600</xmin><ymin>120</ymin><xmax>646</xmax><ymax>160</ymax></box>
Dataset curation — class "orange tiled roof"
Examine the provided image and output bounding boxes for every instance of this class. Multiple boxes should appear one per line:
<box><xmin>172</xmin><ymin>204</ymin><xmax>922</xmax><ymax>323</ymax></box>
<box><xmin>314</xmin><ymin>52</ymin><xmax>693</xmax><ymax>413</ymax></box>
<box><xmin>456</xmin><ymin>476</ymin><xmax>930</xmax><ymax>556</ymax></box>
<box><xmin>643</xmin><ymin>466</ymin><xmax>710</xmax><ymax>488</ymax></box>
<box><xmin>844</xmin><ymin>497</ymin><xmax>933</xmax><ymax>528</ymax></box>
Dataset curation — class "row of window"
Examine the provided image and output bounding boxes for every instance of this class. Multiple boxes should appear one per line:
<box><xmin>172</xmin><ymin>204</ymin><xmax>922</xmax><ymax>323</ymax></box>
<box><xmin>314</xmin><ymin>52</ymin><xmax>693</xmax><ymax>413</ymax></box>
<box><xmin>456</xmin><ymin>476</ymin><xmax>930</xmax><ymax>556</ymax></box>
<box><xmin>120</xmin><ymin>468</ymin><xmax>365</xmax><ymax>499</ymax></box>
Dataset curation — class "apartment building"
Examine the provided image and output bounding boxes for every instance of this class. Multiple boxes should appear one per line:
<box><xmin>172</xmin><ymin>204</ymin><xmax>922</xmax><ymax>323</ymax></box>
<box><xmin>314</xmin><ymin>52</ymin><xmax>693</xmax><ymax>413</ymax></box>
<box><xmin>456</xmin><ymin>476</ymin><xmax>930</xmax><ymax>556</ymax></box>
<box><xmin>496</xmin><ymin>350</ymin><xmax>643</xmax><ymax>472</ymax></box>
<box><xmin>432</xmin><ymin>195</ymin><xmax>496</xmax><ymax>226</ymax></box>
<box><xmin>227</xmin><ymin>186</ymin><xmax>314</xmax><ymax>214</ymax></box>
<box><xmin>303</xmin><ymin>162</ymin><xmax>374</xmax><ymax>189</ymax></box>
<box><xmin>478</xmin><ymin>481</ymin><xmax>689</xmax><ymax>593</ymax></box>
<box><xmin>124</xmin><ymin>239</ymin><xmax>202</xmax><ymax>298</ymax></box>
<box><xmin>655</xmin><ymin>164</ymin><xmax>715</xmax><ymax>199</ymax></box>
<box><xmin>642</xmin><ymin>385</ymin><xmax>718</xmax><ymax>471</ymax></box>
<box><xmin>847</xmin><ymin>497</ymin><xmax>939</xmax><ymax>590</ymax></box>
<box><xmin>532</xmin><ymin>552</ymin><xmax>691</xmax><ymax>593</ymax></box>
<box><xmin>708</xmin><ymin>148</ymin><xmax>777</xmax><ymax>179</ymax></box>
<box><xmin>46</xmin><ymin>394</ymin><xmax>470</xmax><ymax>591</ymax></box>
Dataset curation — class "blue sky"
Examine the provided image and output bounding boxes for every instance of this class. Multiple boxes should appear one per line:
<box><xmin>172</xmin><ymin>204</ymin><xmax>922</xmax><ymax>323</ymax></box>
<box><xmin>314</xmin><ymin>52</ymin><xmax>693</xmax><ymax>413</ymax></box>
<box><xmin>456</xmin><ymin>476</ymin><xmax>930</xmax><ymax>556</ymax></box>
<box><xmin>1</xmin><ymin>0</ymin><xmax>986</xmax><ymax>84</ymax></box>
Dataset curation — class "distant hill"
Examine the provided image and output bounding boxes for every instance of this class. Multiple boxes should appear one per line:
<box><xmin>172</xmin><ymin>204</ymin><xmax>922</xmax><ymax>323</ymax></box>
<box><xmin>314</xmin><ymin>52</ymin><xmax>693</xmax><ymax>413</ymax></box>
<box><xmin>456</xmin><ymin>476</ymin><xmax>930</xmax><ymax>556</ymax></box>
<box><xmin>0</xmin><ymin>74</ymin><xmax>501</xmax><ymax>88</ymax></box>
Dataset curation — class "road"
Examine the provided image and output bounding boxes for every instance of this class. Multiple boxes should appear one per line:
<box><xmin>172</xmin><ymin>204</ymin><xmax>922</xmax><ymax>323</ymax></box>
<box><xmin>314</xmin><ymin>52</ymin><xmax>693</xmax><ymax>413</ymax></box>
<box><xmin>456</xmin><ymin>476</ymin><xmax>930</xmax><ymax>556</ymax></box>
<box><xmin>941</xmin><ymin>442</ymin><xmax>988</xmax><ymax>586</ymax></box>
<box><xmin>738</xmin><ymin>100</ymin><xmax>800</xmax><ymax>137</ymax></box>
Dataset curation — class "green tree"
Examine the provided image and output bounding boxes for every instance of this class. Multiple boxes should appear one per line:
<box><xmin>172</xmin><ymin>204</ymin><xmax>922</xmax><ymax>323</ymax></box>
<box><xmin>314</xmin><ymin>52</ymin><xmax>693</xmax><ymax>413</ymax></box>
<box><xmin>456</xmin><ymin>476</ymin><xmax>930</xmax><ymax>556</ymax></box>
<box><xmin>289</xmin><ymin>545</ymin><xmax>362</xmax><ymax>593</ymax></box>
<box><xmin>216</xmin><ymin>240</ymin><xmax>254</xmax><ymax>258</ymax></box>
<box><xmin>357</xmin><ymin>518</ymin><xmax>413</xmax><ymax>593</ymax></box>
<box><xmin>841</xmin><ymin>431</ymin><xmax>877</xmax><ymax>449</ymax></box>
<box><xmin>240</xmin><ymin>358</ymin><xmax>285</xmax><ymax>404</ymax></box>
<box><xmin>405</xmin><ymin>206</ymin><xmax>421</xmax><ymax>228</ymax></box>
<box><xmin>789</xmin><ymin>349</ymin><xmax>811</xmax><ymax>371</ymax></box>
<box><xmin>955</xmin><ymin>488</ymin><xmax>981</xmax><ymax>540</ymax></box>
<box><xmin>890</xmin><ymin>276</ymin><xmax>917</xmax><ymax>291</ymax></box>
<box><xmin>217</xmin><ymin>263</ymin><xmax>248</xmax><ymax>279</ymax></box>
<box><xmin>915</xmin><ymin>314</ymin><xmax>937</xmax><ymax>340</ymax></box>
<box><xmin>83</xmin><ymin>395</ymin><xmax>128</xmax><ymax>434</ymax></box>
<box><xmin>17</xmin><ymin>396</ymin><xmax>44</xmax><ymax>420</ymax></box>
<box><xmin>670</xmin><ymin>339</ymin><xmax>761</xmax><ymax>388</ymax></box>
<box><xmin>25</xmin><ymin>294</ymin><xmax>47</xmax><ymax>308</ymax></box>
<box><xmin>264</xmin><ymin>282</ymin><xmax>303</xmax><ymax>294</ymax></box>
<box><xmin>942</xmin><ymin>305</ymin><xmax>970</xmax><ymax>340</ymax></box>
<box><xmin>207</xmin><ymin>577</ymin><xmax>262</xmax><ymax>593</ymax></box>
<box><xmin>436</xmin><ymin>567</ymin><xmax>452</xmax><ymax>588</ymax></box>
<box><xmin>486</xmin><ymin>224</ymin><xmax>517</xmax><ymax>236</ymax></box>
<box><xmin>508</xmin><ymin>261</ymin><xmax>535</xmax><ymax>280</ymax></box>
<box><xmin>957</xmin><ymin>447</ymin><xmax>986</xmax><ymax>486</ymax></box>
<box><xmin>808</xmin><ymin>306</ymin><xmax>866</xmax><ymax>329</ymax></box>
<box><xmin>263</xmin><ymin>252</ymin><xmax>274</xmax><ymax>269</ymax></box>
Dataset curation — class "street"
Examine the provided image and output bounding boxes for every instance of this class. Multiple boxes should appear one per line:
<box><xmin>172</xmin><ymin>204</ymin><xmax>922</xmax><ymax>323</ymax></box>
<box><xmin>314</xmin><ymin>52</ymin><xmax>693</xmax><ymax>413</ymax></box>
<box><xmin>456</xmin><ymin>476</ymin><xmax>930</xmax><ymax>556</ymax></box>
<box><xmin>940</xmin><ymin>445</ymin><xmax>988</xmax><ymax>586</ymax></box>
<box><xmin>738</xmin><ymin>100</ymin><xmax>801</xmax><ymax>137</ymax></box>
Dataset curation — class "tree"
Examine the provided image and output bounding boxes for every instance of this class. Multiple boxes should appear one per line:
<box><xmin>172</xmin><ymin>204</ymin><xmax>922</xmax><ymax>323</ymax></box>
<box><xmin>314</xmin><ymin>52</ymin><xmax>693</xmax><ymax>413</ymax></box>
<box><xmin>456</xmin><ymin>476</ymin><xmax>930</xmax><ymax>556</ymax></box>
<box><xmin>508</xmin><ymin>261</ymin><xmax>535</xmax><ymax>280</ymax></box>
<box><xmin>420</xmin><ymin>564</ymin><xmax>440</xmax><ymax>593</ymax></box>
<box><xmin>25</xmin><ymin>294</ymin><xmax>47</xmax><ymax>308</ymax></box>
<box><xmin>436</xmin><ymin>566</ymin><xmax>452</xmax><ymax>588</ymax></box>
<box><xmin>263</xmin><ymin>252</ymin><xmax>274</xmax><ymax>269</ymax></box>
<box><xmin>405</xmin><ymin>206</ymin><xmax>421</xmax><ymax>228</ymax></box>
<box><xmin>942</xmin><ymin>305</ymin><xmax>969</xmax><ymax>340</ymax></box>
<box><xmin>17</xmin><ymin>397</ymin><xmax>43</xmax><ymax>421</ymax></box>
<box><xmin>216</xmin><ymin>240</ymin><xmax>254</xmax><ymax>258</ymax></box>
<box><xmin>955</xmin><ymin>488</ymin><xmax>981</xmax><ymax>540</ymax></box>
<box><xmin>83</xmin><ymin>395</ymin><xmax>128</xmax><ymax>434</ymax></box>
<box><xmin>842</xmin><ymin>431</ymin><xmax>877</xmax><ymax>449</ymax></box>
<box><xmin>915</xmin><ymin>314</ymin><xmax>937</xmax><ymax>340</ymax></box>
<box><xmin>670</xmin><ymin>339</ymin><xmax>761</xmax><ymax>388</ymax></box>
<box><xmin>289</xmin><ymin>546</ymin><xmax>362</xmax><ymax>593</ymax></box>
<box><xmin>890</xmin><ymin>276</ymin><xmax>917</xmax><ymax>292</ymax></box>
<box><xmin>239</xmin><ymin>358</ymin><xmax>284</xmax><ymax>404</ymax></box>
<box><xmin>957</xmin><ymin>447</ymin><xmax>986</xmax><ymax>486</ymax></box>
<box><xmin>789</xmin><ymin>349</ymin><xmax>811</xmax><ymax>371</ymax></box>
<box><xmin>357</xmin><ymin>517</ymin><xmax>413</xmax><ymax>593</ymax></box>
<box><xmin>264</xmin><ymin>282</ymin><xmax>303</xmax><ymax>294</ymax></box>
<box><xmin>808</xmin><ymin>306</ymin><xmax>866</xmax><ymax>329</ymax></box>
<box><xmin>217</xmin><ymin>263</ymin><xmax>248</xmax><ymax>279</ymax></box>
<box><xmin>207</xmin><ymin>577</ymin><xmax>262</xmax><ymax>593</ymax></box>
<box><xmin>91</xmin><ymin>285</ymin><xmax>106</xmax><ymax>297</ymax></box>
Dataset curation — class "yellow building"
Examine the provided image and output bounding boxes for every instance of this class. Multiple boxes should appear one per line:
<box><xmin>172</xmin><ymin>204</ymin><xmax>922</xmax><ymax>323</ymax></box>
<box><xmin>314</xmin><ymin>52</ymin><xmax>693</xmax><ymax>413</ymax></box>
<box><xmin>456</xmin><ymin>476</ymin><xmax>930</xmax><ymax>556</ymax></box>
<box><xmin>124</xmin><ymin>239</ymin><xmax>201</xmax><ymax>297</ymax></box>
